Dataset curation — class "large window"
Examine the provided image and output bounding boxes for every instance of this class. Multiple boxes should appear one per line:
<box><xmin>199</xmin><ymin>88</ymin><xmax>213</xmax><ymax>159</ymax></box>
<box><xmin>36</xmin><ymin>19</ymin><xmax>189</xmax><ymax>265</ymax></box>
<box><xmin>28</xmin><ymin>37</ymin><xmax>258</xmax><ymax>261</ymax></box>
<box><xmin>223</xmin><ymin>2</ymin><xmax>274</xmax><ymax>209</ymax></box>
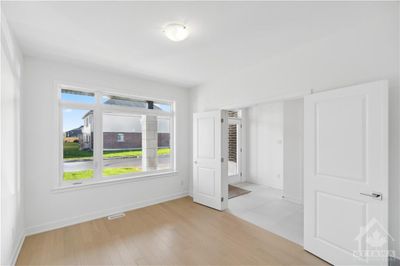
<box><xmin>60</xmin><ymin>87</ymin><xmax>174</xmax><ymax>186</ymax></box>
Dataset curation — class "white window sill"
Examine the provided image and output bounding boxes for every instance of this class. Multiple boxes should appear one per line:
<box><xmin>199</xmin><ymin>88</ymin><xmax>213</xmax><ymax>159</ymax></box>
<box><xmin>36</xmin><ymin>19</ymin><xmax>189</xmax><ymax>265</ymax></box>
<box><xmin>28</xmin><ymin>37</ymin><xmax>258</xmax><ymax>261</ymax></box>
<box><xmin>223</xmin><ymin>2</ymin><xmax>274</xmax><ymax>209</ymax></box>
<box><xmin>52</xmin><ymin>170</ymin><xmax>179</xmax><ymax>193</ymax></box>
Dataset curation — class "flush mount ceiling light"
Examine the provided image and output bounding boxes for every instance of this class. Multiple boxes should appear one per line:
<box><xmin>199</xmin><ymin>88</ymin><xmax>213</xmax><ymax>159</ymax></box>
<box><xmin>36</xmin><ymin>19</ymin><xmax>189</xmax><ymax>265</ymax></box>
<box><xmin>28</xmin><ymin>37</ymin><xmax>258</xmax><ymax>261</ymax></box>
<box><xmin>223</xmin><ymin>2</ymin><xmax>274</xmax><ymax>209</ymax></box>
<box><xmin>163</xmin><ymin>23</ymin><xmax>189</xmax><ymax>42</ymax></box>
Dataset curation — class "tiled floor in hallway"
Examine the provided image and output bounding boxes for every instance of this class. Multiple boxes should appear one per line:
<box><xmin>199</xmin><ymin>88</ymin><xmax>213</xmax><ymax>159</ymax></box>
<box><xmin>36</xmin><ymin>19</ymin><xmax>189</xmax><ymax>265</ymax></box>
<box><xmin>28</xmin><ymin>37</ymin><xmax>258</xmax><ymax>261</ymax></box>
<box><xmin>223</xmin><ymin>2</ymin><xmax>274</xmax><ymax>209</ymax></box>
<box><xmin>228</xmin><ymin>182</ymin><xmax>303</xmax><ymax>245</ymax></box>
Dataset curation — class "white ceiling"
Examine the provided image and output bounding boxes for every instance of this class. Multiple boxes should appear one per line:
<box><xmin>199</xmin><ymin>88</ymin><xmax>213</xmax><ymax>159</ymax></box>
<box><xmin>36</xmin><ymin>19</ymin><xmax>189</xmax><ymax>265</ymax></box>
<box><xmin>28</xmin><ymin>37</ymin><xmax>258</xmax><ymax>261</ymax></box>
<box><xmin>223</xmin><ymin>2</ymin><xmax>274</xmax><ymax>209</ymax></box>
<box><xmin>2</xmin><ymin>1</ymin><xmax>376</xmax><ymax>87</ymax></box>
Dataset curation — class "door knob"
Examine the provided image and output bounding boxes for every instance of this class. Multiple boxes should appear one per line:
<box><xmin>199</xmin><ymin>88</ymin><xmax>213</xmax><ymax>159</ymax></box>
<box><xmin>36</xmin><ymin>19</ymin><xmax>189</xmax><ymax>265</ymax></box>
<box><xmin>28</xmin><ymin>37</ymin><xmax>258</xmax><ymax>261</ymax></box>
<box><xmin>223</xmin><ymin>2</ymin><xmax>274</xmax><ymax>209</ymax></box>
<box><xmin>194</xmin><ymin>161</ymin><xmax>198</xmax><ymax>164</ymax></box>
<box><xmin>360</xmin><ymin>192</ymin><xmax>382</xmax><ymax>200</ymax></box>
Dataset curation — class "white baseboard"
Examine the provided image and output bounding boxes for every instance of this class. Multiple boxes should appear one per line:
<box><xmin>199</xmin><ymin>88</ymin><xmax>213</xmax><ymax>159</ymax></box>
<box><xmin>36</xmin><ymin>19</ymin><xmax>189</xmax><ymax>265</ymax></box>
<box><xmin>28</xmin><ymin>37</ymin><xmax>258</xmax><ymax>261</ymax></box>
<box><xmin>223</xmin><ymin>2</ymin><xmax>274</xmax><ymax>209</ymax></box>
<box><xmin>282</xmin><ymin>195</ymin><xmax>303</xmax><ymax>205</ymax></box>
<box><xmin>10</xmin><ymin>232</ymin><xmax>25</xmax><ymax>266</ymax></box>
<box><xmin>25</xmin><ymin>191</ymin><xmax>189</xmax><ymax>236</ymax></box>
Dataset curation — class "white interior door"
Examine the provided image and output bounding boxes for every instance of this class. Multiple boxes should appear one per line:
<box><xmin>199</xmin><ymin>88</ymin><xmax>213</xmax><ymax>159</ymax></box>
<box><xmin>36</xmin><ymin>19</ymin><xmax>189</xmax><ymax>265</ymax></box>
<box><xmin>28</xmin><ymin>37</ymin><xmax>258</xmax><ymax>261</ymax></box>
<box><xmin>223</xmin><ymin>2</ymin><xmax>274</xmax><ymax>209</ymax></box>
<box><xmin>304</xmin><ymin>80</ymin><xmax>388</xmax><ymax>265</ymax></box>
<box><xmin>193</xmin><ymin>110</ymin><xmax>228</xmax><ymax>210</ymax></box>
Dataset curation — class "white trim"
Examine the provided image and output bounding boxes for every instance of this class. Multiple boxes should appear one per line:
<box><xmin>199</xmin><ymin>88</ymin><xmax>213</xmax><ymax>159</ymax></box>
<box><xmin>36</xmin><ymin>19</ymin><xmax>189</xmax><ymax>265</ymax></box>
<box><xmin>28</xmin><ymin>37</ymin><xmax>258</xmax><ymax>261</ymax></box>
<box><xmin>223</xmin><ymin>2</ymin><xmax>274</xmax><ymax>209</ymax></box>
<box><xmin>60</xmin><ymin>101</ymin><xmax>96</xmax><ymax>110</ymax></box>
<box><xmin>94</xmin><ymin>91</ymin><xmax>102</xmax><ymax>181</ymax></box>
<box><xmin>10</xmin><ymin>232</ymin><xmax>25</xmax><ymax>266</ymax></box>
<box><xmin>57</xmin><ymin>81</ymin><xmax>175</xmax><ymax>106</ymax></box>
<box><xmin>54</xmin><ymin>170</ymin><xmax>179</xmax><ymax>192</ymax></box>
<box><xmin>220</xmin><ymin>90</ymin><xmax>310</xmax><ymax>110</ymax></box>
<box><xmin>101</xmin><ymin>103</ymin><xmax>174</xmax><ymax>116</ymax></box>
<box><xmin>25</xmin><ymin>191</ymin><xmax>189</xmax><ymax>236</ymax></box>
<box><xmin>281</xmin><ymin>195</ymin><xmax>303</xmax><ymax>205</ymax></box>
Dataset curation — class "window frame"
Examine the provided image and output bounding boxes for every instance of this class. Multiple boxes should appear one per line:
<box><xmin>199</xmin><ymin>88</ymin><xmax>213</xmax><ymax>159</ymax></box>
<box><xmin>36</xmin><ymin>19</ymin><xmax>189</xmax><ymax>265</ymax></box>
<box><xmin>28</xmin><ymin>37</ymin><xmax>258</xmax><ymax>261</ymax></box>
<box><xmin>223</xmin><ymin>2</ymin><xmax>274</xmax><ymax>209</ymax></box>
<box><xmin>58</xmin><ymin>85</ymin><xmax>176</xmax><ymax>188</ymax></box>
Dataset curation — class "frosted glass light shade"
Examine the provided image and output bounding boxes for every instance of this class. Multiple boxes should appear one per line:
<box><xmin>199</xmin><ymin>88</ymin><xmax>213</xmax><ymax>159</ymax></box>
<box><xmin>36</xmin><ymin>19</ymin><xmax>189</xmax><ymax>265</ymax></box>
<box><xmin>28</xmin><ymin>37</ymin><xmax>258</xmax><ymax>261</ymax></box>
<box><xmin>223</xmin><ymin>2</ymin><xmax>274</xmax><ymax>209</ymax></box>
<box><xmin>163</xmin><ymin>23</ymin><xmax>189</xmax><ymax>42</ymax></box>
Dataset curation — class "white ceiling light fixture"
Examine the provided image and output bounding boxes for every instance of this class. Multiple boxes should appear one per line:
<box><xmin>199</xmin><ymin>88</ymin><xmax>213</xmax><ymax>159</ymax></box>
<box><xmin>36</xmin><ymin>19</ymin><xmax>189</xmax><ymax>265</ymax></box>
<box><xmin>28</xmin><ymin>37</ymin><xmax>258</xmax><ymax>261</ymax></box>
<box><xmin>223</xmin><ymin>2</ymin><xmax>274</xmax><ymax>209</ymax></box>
<box><xmin>163</xmin><ymin>23</ymin><xmax>189</xmax><ymax>42</ymax></box>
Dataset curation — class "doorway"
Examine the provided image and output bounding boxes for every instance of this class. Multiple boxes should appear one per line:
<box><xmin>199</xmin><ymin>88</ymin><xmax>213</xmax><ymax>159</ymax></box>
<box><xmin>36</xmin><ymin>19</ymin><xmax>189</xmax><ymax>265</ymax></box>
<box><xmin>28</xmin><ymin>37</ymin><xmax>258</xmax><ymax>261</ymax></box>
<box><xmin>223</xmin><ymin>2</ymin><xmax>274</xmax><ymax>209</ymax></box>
<box><xmin>227</xmin><ymin>99</ymin><xmax>304</xmax><ymax>245</ymax></box>
<box><xmin>192</xmin><ymin>80</ymin><xmax>389</xmax><ymax>266</ymax></box>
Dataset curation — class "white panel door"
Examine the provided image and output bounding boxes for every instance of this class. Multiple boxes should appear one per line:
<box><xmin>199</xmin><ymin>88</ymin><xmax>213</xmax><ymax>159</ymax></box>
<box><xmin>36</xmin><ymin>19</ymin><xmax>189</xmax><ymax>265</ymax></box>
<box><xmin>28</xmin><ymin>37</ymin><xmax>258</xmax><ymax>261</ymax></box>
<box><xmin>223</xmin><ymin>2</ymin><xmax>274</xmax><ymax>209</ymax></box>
<box><xmin>304</xmin><ymin>81</ymin><xmax>388</xmax><ymax>265</ymax></box>
<box><xmin>193</xmin><ymin>110</ymin><xmax>228</xmax><ymax>210</ymax></box>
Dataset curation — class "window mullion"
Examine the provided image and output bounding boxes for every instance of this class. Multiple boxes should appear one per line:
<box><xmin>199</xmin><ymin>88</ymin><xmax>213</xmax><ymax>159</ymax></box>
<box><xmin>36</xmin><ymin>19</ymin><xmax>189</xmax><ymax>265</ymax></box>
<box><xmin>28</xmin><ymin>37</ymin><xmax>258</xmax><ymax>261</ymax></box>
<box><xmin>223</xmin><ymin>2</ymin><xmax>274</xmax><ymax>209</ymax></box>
<box><xmin>94</xmin><ymin>92</ymin><xmax>103</xmax><ymax>180</ymax></box>
<box><xmin>170</xmin><ymin>116</ymin><xmax>175</xmax><ymax>171</ymax></box>
<box><xmin>102</xmin><ymin>104</ymin><xmax>173</xmax><ymax>117</ymax></box>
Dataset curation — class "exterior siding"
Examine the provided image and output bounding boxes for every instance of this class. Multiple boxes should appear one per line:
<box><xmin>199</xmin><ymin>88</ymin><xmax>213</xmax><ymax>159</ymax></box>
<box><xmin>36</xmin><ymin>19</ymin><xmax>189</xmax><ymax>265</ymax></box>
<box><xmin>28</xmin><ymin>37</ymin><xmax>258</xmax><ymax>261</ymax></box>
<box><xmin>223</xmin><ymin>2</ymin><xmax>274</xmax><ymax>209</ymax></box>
<box><xmin>158</xmin><ymin>133</ymin><xmax>170</xmax><ymax>148</ymax></box>
<box><xmin>103</xmin><ymin>132</ymin><xmax>141</xmax><ymax>150</ymax></box>
<box><xmin>103</xmin><ymin>132</ymin><xmax>170</xmax><ymax>150</ymax></box>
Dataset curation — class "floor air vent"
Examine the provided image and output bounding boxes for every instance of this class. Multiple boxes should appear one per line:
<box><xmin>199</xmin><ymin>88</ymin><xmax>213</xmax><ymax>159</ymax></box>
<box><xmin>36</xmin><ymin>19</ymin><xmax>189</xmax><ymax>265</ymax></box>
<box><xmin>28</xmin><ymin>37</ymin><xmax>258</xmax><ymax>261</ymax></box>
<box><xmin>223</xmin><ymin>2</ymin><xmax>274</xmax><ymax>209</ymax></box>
<box><xmin>107</xmin><ymin>212</ymin><xmax>126</xmax><ymax>220</ymax></box>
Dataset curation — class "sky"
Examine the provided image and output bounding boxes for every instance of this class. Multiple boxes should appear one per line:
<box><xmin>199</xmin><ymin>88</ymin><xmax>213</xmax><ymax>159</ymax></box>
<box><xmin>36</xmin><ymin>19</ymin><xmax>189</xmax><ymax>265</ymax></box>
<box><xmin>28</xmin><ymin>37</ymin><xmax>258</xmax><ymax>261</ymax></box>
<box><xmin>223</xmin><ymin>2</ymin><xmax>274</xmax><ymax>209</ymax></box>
<box><xmin>62</xmin><ymin>92</ymin><xmax>94</xmax><ymax>131</ymax></box>
<box><xmin>63</xmin><ymin>109</ymin><xmax>88</xmax><ymax>132</ymax></box>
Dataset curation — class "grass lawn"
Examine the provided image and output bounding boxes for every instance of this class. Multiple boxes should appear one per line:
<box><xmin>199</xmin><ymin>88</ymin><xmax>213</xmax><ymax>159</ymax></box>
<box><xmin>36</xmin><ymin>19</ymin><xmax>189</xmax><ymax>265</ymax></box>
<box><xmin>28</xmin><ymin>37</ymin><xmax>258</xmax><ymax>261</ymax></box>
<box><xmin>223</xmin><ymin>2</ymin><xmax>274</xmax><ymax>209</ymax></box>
<box><xmin>63</xmin><ymin>167</ymin><xmax>142</xmax><ymax>181</ymax></box>
<box><xmin>63</xmin><ymin>142</ymin><xmax>170</xmax><ymax>160</ymax></box>
<box><xmin>64</xmin><ymin>142</ymin><xmax>93</xmax><ymax>160</ymax></box>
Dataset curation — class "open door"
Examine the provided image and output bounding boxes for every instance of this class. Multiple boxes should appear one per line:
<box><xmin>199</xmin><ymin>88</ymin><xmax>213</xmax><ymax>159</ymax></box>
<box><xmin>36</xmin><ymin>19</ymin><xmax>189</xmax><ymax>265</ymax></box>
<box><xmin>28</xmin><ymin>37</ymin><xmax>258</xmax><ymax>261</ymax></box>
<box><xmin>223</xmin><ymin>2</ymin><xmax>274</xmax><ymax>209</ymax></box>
<box><xmin>304</xmin><ymin>81</ymin><xmax>388</xmax><ymax>265</ymax></box>
<box><xmin>193</xmin><ymin>110</ymin><xmax>228</xmax><ymax>211</ymax></box>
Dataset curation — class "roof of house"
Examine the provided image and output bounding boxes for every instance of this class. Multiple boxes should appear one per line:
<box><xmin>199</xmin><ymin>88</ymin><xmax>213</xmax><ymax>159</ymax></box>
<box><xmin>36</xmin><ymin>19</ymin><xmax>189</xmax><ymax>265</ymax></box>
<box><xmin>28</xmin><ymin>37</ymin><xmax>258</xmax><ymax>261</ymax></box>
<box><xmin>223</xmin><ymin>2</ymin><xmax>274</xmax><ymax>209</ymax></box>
<box><xmin>82</xmin><ymin>110</ymin><xmax>93</xmax><ymax>119</ymax></box>
<box><xmin>82</xmin><ymin>98</ymin><xmax>162</xmax><ymax>119</ymax></box>
<box><xmin>65</xmin><ymin>125</ymin><xmax>83</xmax><ymax>136</ymax></box>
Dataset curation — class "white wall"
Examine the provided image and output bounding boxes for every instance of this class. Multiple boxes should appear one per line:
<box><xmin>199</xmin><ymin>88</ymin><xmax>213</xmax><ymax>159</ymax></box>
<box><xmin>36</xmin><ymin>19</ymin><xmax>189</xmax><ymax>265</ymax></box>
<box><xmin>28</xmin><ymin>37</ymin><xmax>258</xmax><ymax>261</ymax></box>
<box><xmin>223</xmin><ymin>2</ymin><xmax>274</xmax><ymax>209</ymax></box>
<box><xmin>283</xmin><ymin>99</ymin><xmax>304</xmax><ymax>204</ymax></box>
<box><xmin>1</xmin><ymin>16</ymin><xmax>24</xmax><ymax>266</ymax></box>
<box><xmin>247</xmin><ymin>102</ymin><xmax>283</xmax><ymax>189</ymax></box>
<box><xmin>191</xmin><ymin>2</ymin><xmax>399</xmax><ymax>256</ymax></box>
<box><xmin>22</xmin><ymin>57</ymin><xmax>191</xmax><ymax>234</ymax></box>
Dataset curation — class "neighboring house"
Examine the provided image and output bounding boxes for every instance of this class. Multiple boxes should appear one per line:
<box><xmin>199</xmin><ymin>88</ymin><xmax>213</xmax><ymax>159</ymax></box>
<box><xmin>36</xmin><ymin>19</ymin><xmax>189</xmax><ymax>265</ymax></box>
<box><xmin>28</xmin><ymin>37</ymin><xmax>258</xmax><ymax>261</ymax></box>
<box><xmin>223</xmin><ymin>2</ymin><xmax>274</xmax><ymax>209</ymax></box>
<box><xmin>64</xmin><ymin>126</ymin><xmax>83</xmax><ymax>143</ymax></box>
<box><xmin>81</xmin><ymin>111</ymin><xmax>94</xmax><ymax>150</ymax></box>
<box><xmin>81</xmin><ymin>99</ymin><xmax>170</xmax><ymax>150</ymax></box>
<box><xmin>65</xmin><ymin>126</ymin><xmax>83</xmax><ymax>137</ymax></box>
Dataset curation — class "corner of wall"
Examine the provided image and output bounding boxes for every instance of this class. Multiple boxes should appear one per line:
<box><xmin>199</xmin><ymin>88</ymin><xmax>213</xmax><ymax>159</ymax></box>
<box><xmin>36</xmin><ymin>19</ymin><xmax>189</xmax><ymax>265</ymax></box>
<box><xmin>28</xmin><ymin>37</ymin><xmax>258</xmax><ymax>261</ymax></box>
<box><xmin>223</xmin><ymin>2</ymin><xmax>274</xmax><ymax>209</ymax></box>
<box><xmin>1</xmin><ymin>12</ymin><xmax>25</xmax><ymax>266</ymax></box>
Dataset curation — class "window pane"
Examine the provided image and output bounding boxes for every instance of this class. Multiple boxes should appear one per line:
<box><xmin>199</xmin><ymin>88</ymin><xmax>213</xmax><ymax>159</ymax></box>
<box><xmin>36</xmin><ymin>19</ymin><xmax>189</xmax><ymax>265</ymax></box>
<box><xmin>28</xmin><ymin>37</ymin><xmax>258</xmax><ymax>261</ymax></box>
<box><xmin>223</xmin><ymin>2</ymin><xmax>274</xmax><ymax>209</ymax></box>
<box><xmin>102</xmin><ymin>113</ymin><xmax>143</xmax><ymax>177</ymax></box>
<box><xmin>63</xmin><ymin>108</ymin><xmax>94</xmax><ymax>181</ymax></box>
<box><xmin>102</xmin><ymin>113</ymin><xmax>172</xmax><ymax>177</ymax></box>
<box><xmin>61</xmin><ymin>89</ymin><xmax>95</xmax><ymax>104</ymax></box>
<box><xmin>157</xmin><ymin>117</ymin><xmax>171</xmax><ymax>170</ymax></box>
<box><xmin>102</xmin><ymin>95</ymin><xmax>148</xmax><ymax>109</ymax></box>
<box><xmin>102</xmin><ymin>95</ymin><xmax>172</xmax><ymax>113</ymax></box>
<box><xmin>154</xmin><ymin>102</ymin><xmax>172</xmax><ymax>112</ymax></box>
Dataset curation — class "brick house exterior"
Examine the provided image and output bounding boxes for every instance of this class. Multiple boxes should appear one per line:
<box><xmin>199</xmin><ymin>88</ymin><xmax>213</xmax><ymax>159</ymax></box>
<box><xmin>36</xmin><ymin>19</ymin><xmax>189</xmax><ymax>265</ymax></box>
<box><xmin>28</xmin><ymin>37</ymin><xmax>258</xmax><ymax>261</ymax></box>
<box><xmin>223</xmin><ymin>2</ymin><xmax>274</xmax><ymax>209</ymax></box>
<box><xmin>228</xmin><ymin>124</ymin><xmax>237</xmax><ymax>162</ymax></box>
<box><xmin>80</xmin><ymin>110</ymin><xmax>170</xmax><ymax>151</ymax></box>
<box><xmin>103</xmin><ymin>132</ymin><xmax>170</xmax><ymax>150</ymax></box>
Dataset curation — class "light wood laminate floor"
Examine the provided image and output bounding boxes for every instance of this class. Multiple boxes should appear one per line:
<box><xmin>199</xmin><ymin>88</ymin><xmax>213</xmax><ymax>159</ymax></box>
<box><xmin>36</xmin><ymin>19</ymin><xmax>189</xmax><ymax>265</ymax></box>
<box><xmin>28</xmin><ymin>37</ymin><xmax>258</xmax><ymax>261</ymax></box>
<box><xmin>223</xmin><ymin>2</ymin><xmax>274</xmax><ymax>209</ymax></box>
<box><xmin>17</xmin><ymin>197</ymin><xmax>327</xmax><ymax>265</ymax></box>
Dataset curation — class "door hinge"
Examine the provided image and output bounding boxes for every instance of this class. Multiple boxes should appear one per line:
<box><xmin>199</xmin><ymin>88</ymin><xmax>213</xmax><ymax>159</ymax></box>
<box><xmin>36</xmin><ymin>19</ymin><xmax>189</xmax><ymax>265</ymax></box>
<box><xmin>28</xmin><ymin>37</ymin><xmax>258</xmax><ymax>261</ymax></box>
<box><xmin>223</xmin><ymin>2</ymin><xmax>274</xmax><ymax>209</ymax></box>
<box><xmin>221</xmin><ymin>197</ymin><xmax>224</xmax><ymax>202</ymax></box>
<box><xmin>240</xmin><ymin>148</ymin><xmax>242</xmax><ymax>152</ymax></box>
<box><xmin>221</xmin><ymin>118</ymin><xmax>224</xmax><ymax>123</ymax></box>
<box><xmin>221</xmin><ymin>157</ymin><xmax>224</xmax><ymax>163</ymax></box>
<box><xmin>240</xmin><ymin>172</ymin><xmax>242</xmax><ymax>177</ymax></box>
<box><xmin>240</xmin><ymin>124</ymin><xmax>242</xmax><ymax>128</ymax></box>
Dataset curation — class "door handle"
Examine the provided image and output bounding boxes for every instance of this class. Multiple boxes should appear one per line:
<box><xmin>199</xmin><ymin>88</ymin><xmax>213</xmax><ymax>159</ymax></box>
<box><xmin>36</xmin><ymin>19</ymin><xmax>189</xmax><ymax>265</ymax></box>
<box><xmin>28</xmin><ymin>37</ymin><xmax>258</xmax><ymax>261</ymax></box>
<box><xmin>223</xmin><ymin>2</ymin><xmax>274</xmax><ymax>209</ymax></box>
<box><xmin>360</xmin><ymin>192</ymin><xmax>382</xmax><ymax>200</ymax></box>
